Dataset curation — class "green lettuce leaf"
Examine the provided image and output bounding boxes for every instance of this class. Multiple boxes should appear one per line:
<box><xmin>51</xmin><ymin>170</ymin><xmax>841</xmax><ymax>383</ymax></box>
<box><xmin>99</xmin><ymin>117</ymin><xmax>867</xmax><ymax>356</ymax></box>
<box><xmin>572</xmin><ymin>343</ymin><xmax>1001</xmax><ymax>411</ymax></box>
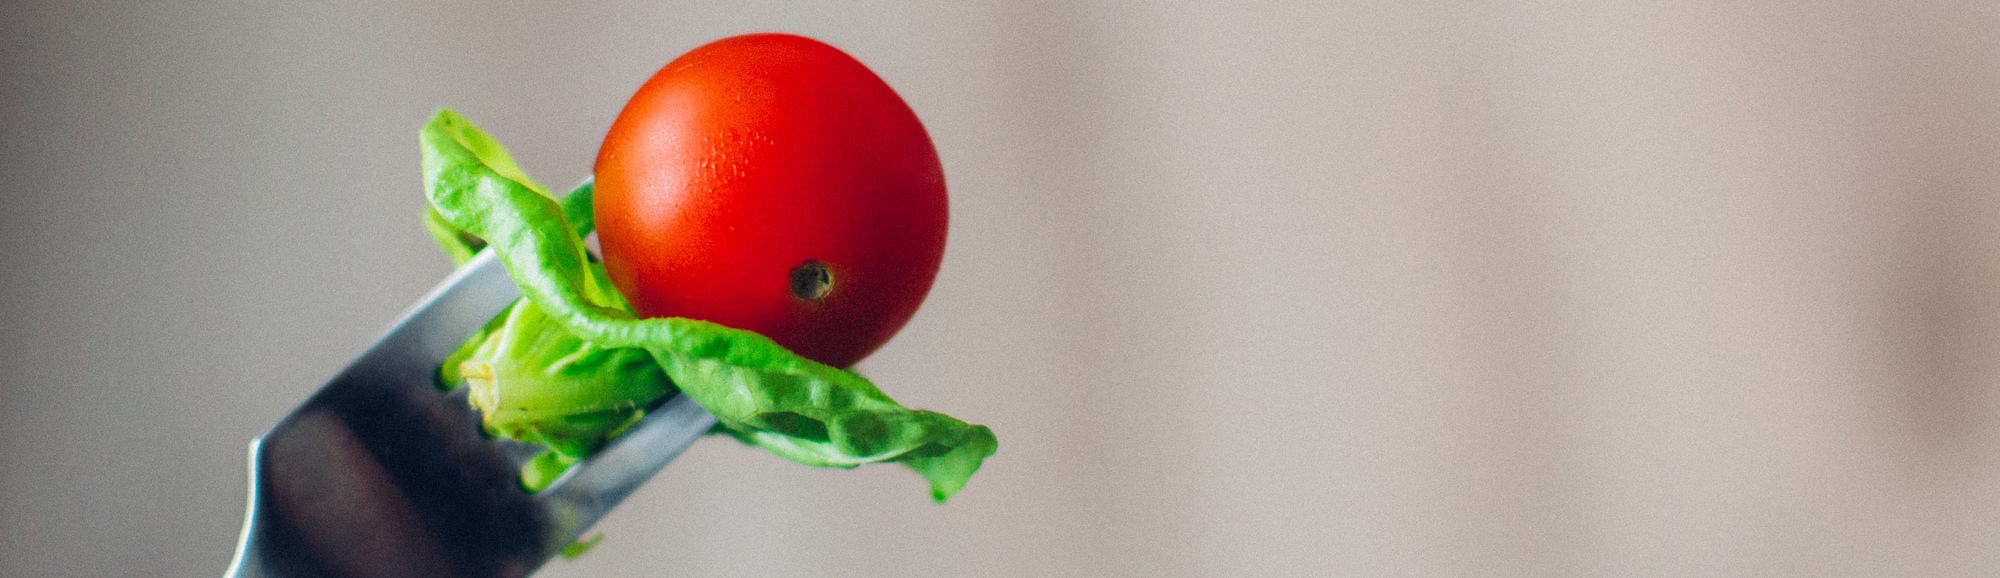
<box><xmin>422</xmin><ymin>110</ymin><xmax>995</xmax><ymax>501</ymax></box>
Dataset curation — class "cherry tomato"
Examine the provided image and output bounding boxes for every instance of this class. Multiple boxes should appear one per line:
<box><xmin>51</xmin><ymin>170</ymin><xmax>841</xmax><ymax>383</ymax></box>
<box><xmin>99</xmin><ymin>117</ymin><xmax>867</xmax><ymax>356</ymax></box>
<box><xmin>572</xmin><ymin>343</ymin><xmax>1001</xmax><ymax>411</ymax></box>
<box><xmin>593</xmin><ymin>33</ymin><xmax>947</xmax><ymax>369</ymax></box>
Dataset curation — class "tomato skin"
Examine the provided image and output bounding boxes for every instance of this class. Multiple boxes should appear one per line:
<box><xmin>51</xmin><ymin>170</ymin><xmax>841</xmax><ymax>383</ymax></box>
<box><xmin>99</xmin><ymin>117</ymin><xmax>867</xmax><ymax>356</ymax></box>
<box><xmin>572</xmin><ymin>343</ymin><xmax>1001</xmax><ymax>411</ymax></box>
<box><xmin>593</xmin><ymin>34</ymin><xmax>947</xmax><ymax>369</ymax></box>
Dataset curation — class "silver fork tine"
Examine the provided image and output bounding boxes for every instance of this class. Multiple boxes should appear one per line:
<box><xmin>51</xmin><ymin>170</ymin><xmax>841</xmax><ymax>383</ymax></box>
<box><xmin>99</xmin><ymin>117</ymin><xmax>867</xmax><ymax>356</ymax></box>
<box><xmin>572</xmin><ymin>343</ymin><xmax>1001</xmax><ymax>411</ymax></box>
<box><xmin>225</xmin><ymin>250</ymin><xmax>714</xmax><ymax>578</ymax></box>
<box><xmin>535</xmin><ymin>394</ymin><xmax>715</xmax><ymax>553</ymax></box>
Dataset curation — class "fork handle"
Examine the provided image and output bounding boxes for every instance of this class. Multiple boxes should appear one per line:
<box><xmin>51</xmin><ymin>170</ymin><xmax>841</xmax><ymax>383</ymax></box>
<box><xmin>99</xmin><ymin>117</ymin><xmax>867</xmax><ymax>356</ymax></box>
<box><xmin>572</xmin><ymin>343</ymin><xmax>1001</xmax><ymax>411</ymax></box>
<box><xmin>222</xmin><ymin>441</ymin><xmax>268</xmax><ymax>578</ymax></box>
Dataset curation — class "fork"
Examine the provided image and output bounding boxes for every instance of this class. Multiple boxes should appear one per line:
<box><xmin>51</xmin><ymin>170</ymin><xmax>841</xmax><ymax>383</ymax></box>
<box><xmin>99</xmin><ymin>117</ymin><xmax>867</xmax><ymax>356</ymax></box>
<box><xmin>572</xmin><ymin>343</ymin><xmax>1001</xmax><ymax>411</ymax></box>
<box><xmin>224</xmin><ymin>250</ymin><xmax>716</xmax><ymax>578</ymax></box>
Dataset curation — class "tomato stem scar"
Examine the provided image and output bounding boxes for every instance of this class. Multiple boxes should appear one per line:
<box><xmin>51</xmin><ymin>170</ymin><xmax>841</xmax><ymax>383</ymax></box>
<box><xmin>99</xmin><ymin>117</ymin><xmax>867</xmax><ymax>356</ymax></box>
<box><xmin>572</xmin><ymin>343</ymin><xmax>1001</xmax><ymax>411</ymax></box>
<box><xmin>790</xmin><ymin>260</ymin><xmax>834</xmax><ymax>302</ymax></box>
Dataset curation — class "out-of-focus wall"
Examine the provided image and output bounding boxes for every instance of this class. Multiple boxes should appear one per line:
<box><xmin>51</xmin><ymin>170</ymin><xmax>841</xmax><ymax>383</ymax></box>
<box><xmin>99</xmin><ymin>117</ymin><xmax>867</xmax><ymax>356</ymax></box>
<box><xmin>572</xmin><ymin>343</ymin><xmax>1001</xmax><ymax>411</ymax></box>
<box><xmin>4</xmin><ymin>1</ymin><xmax>1999</xmax><ymax>576</ymax></box>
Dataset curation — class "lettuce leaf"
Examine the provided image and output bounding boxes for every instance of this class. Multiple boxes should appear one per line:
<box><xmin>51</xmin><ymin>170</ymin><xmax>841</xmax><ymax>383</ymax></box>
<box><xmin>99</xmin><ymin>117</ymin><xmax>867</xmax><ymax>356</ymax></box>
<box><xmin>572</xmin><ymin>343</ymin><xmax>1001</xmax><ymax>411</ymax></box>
<box><xmin>421</xmin><ymin>110</ymin><xmax>995</xmax><ymax>501</ymax></box>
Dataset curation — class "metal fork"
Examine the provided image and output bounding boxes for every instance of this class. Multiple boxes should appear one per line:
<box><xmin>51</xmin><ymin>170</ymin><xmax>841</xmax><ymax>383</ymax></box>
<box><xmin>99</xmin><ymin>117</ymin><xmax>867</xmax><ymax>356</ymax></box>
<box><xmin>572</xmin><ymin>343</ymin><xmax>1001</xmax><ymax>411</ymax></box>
<box><xmin>224</xmin><ymin>250</ymin><xmax>716</xmax><ymax>578</ymax></box>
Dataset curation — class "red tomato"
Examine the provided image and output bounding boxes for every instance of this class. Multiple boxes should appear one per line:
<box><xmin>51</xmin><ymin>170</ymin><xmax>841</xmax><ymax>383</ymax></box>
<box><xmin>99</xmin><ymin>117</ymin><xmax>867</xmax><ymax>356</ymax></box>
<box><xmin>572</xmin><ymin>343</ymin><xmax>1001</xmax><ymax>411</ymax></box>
<box><xmin>593</xmin><ymin>33</ymin><xmax>947</xmax><ymax>369</ymax></box>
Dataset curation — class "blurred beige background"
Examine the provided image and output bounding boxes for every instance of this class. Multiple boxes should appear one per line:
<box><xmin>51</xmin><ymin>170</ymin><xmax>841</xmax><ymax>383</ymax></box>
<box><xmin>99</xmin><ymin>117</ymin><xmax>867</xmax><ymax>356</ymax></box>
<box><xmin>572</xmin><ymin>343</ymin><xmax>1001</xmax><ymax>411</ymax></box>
<box><xmin>6</xmin><ymin>1</ymin><xmax>2000</xmax><ymax>576</ymax></box>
